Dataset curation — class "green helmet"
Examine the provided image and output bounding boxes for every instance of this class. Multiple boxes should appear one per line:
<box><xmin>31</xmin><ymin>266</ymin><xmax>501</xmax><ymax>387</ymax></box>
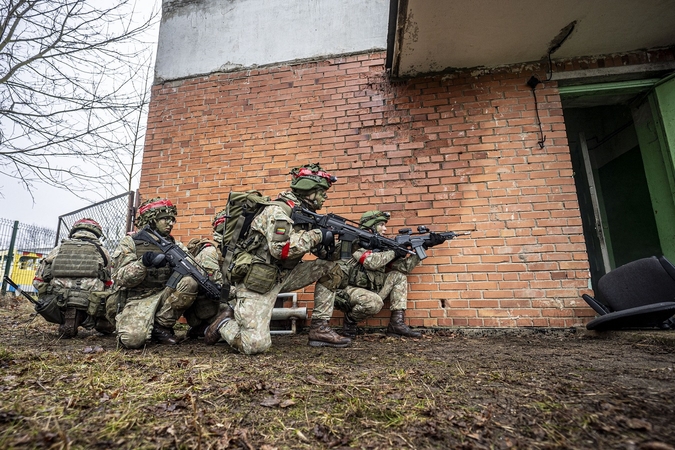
<box><xmin>135</xmin><ymin>198</ymin><xmax>177</xmax><ymax>228</ymax></box>
<box><xmin>70</xmin><ymin>218</ymin><xmax>103</xmax><ymax>238</ymax></box>
<box><xmin>360</xmin><ymin>211</ymin><xmax>391</xmax><ymax>230</ymax></box>
<box><xmin>290</xmin><ymin>163</ymin><xmax>337</xmax><ymax>192</ymax></box>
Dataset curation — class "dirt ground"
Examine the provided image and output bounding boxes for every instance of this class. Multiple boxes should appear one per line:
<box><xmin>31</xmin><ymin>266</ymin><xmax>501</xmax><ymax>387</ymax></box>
<box><xmin>0</xmin><ymin>296</ymin><xmax>674</xmax><ymax>450</ymax></box>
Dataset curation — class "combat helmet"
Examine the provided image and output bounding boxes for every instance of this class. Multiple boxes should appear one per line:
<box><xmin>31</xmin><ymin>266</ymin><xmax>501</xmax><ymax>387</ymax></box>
<box><xmin>359</xmin><ymin>210</ymin><xmax>391</xmax><ymax>231</ymax></box>
<box><xmin>135</xmin><ymin>198</ymin><xmax>177</xmax><ymax>229</ymax></box>
<box><xmin>211</xmin><ymin>208</ymin><xmax>228</xmax><ymax>241</ymax></box>
<box><xmin>70</xmin><ymin>218</ymin><xmax>103</xmax><ymax>238</ymax></box>
<box><xmin>290</xmin><ymin>163</ymin><xmax>337</xmax><ymax>193</ymax></box>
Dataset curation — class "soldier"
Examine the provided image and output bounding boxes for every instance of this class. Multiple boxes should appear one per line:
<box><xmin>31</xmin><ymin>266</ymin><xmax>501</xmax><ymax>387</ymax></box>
<box><xmin>33</xmin><ymin>218</ymin><xmax>113</xmax><ymax>338</ymax></box>
<box><xmin>183</xmin><ymin>208</ymin><xmax>232</xmax><ymax>339</ymax></box>
<box><xmin>204</xmin><ymin>163</ymin><xmax>350</xmax><ymax>354</ymax></box>
<box><xmin>336</xmin><ymin>210</ymin><xmax>444</xmax><ymax>339</ymax></box>
<box><xmin>111</xmin><ymin>198</ymin><xmax>199</xmax><ymax>348</ymax></box>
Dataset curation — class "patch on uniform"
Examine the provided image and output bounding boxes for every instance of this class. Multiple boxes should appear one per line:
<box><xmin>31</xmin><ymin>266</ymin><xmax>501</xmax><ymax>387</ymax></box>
<box><xmin>272</xmin><ymin>218</ymin><xmax>291</xmax><ymax>242</ymax></box>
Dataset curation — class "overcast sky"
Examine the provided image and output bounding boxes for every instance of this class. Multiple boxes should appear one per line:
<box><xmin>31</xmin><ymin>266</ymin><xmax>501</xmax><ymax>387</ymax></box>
<box><xmin>0</xmin><ymin>0</ymin><xmax>160</xmax><ymax>230</ymax></box>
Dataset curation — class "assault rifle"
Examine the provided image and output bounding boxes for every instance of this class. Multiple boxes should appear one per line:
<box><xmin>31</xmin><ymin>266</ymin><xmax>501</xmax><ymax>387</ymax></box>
<box><xmin>3</xmin><ymin>275</ymin><xmax>38</xmax><ymax>305</ymax></box>
<box><xmin>135</xmin><ymin>227</ymin><xmax>222</xmax><ymax>300</ymax></box>
<box><xmin>395</xmin><ymin>226</ymin><xmax>471</xmax><ymax>260</ymax></box>
<box><xmin>290</xmin><ymin>207</ymin><xmax>415</xmax><ymax>259</ymax></box>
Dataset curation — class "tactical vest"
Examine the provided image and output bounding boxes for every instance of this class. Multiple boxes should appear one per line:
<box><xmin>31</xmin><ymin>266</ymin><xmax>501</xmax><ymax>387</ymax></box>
<box><xmin>133</xmin><ymin>237</ymin><xmax>172</xmax><ymax>290</ymax></box>
<box><xmin>229</xmin><ymin>200</ymin><xmax>303</xmax><ymax>276</ymax></box>
<box><xmin>348</xmin><ymin>260</ymin><xmax>386</xmax><ymax>292</ymax></box>
<box><xmin>51</xmin><ymin>239</ymin><xmax>104</xmax><ymax>279</ymax></box>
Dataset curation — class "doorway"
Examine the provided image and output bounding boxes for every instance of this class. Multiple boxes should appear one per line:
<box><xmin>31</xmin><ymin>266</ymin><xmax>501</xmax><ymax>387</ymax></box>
<box><xmin>561</xmin><ymin>76</ymin><xmax>675</xmax><ymax>290</ymax></box>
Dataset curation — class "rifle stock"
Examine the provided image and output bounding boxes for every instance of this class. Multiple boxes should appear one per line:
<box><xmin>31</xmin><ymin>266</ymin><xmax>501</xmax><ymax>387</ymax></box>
<box><xmin>134</xmin><ymin>227</ymin><xmax>222</xmax><ymax>300</ymax></box>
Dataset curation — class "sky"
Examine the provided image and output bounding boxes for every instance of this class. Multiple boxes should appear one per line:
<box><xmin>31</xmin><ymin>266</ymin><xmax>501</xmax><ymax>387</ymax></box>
<box><xmin>0</xmin><ymin>0</ymin><xmax>160</xmax><ymax>230</ymax></box>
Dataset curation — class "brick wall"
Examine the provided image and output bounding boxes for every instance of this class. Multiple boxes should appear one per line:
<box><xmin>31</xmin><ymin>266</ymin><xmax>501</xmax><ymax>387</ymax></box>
<box><xmin>141</xmin><ymin>51</ymin><xmax>595</xmax><ymax>328</ymax></box>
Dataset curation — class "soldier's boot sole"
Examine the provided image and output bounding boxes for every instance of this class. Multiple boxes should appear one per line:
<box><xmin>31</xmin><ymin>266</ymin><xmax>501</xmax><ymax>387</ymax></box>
<box><xmin>308</xmin><ymin>339</ymin><xmax>351</xmax><ymax>348</ymax></box>
<box><xmin>59</xmin><ymin>308</ymin><xmax>79</xmax><ymax>338</ymax></box>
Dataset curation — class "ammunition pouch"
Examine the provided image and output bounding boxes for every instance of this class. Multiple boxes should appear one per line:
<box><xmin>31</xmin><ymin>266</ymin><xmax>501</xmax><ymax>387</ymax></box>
<box><xmin>228</xmin><ymin>250</ymin><xmax>253</xmax><ymax>284</ymax></box>
<box><xmin>61</xmin><ymin>288</ymin><xmax>90</xmax><ymax>310</ymax></box>
<box><xmin>35</xmin><ymin>294</ymin><xmax>65</xmax><ymax>324</ymax></box>
<box><xmin>243</xmin><ymin>262</ymin><xmax>278</xmax><ymax>294</ymax></box>
<box><xmin>87</xmin><ymin>291</ymin><xmax>110</xmax><ymax>318</ymax></box>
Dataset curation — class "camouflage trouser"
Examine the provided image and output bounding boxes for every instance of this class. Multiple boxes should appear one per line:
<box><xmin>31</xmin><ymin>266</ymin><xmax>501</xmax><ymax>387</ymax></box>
<box><xmin>343</xmin><ymin>286</ymin><xmax>384</xmax><ymax>321</ymax></box>
<box><xmin>220</xmin><ymin>259</ymin><xmax>340</xmax><ymax>355</ymax></box>
<box><xmin>115</xmin><ymin>276</ymin><xmax>199</xmax><ymax>348</ymax></box>
<box><xmin>377</xmin><ymin>270</ymin><xmax>408</xmax><ymax>311</ymax></box>
<box><xmin>154</xmin><ymin>276</ymin><xmax>199</xmax><ymax>328</ymax></box>
<box><xmin>183</xmin><ymin>285</ymin><xmax>237</xmax><ymax>328</ymax></box>
<box><xmin>342</xmin><ymin>270</ymin><xmax>409</xmax><ymax>321</ymax></box>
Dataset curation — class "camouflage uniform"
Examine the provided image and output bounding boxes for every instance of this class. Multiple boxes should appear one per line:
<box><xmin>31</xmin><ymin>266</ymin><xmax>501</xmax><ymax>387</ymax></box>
<box><xmin>33</xmin><ymin>220</ymin><xmax>112</xmax><ymax>338</ymax></box>
<box><xmin>340</xmin><ymin>249</ymin><xmax>420</xmax><ymax>321</ymax></box>
<box><xmin>183</xmin><ymin>210</ymin><xmax>235</xmax><ymax>338</ymax></box>
<box><xmin>337</xmin><ymin>211</ymin><xmax>423</xmax><ymax>338</ymax></box>
<box><xmin>217</xmin><ymin>191</ymin><xmax>343</xmax><ymax>354</ymax></box>
<box><xmin>110</xmin><ymin>198</ymin><xmax>199</xmax><ymax>348</ymax></box>
<box><xmin>205</xmin><ymin>163</ymin><xmax>350</xmax><ymax>353</ymax></box>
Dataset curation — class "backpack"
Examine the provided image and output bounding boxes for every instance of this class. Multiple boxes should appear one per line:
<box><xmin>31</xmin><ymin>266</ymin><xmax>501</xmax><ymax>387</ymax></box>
<box><xmin>220</xmin><ymin>190</ymin><xmax>291</xmax><ymax>270</ymax></box>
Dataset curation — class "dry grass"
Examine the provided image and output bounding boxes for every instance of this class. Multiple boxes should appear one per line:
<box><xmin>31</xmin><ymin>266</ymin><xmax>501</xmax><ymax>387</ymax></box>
<box><xmin>1</xmin><ymin>294</ymin><xmax>674</xmax><ymax>449</ymax></box>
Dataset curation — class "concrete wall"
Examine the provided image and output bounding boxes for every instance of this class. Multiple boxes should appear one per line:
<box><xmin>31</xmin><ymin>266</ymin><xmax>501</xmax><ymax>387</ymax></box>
<box><xmin>141</xmin><ymin>52</ymin><xmax>595</xmax><ymax>328</ymax></box>
<box><xmin>157</xmin><ymin>0</ymin><xmax>389</xmax><ymax>82</ymax></box>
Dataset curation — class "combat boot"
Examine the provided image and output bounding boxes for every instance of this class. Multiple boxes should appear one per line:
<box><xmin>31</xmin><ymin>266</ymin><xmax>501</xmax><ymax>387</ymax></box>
<box><xmin>339</xmin><ymin>314</ymin><xmax>358</xmax><ymax>339</ymax></box>
<box><xmin>308</xmin><ymin>319</ymin><xmax>351</xmax><ymax>348</ymax></box>
<box><xmin>151</xmin><ymin>323</ymin><xmax>178</xmax><ymax>345</ymax></box>
<box><xmin>187</xmin><ymin>321</ymin><xmax>209</xmax><ymax>340</ymax></box>
<box><xmin>94</xmin><ymin>317</ymin><xmax>115</xmax><ymax>335</ymax></box>
<box><xmin>58</xmin><ymin>308</ymin><xmax>86</xmax><ymax>338</ymax></box>
<box><xmin>386</xmin><ymin>310</ymin><xmax>422</xmax><ymax>338</ymax></box>
<box><xmin>204</xmin><ymin>304</ymin><xmax>234</xmax><ymax>345</ymax></box>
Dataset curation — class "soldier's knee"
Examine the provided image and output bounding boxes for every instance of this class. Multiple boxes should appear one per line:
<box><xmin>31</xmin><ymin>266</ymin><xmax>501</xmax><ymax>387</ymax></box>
<box><xmin>177</xmin><ymin>276</ymin><xmax>199</xmax><ymax>293</ymax></box>
<box><xmin>118</xmin><ymin>329</ymin><xmax>147</xmax><ymax>349</ymax></box>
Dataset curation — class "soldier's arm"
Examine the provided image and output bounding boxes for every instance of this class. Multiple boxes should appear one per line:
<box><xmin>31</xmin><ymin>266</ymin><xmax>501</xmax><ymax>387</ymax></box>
<box><xmin>195</xmin><ymin>244</ymin><xmax>222</xmax><ymax>283</ymax></box>
<box><xmin>111</xmin><ymin>235</ymin><xmax>147</xmax><ymax>288</ymax></box>
<box><xmin>32</xmin><ymin>247</ymin><xmax>58</xmax><ymax>294</ymax></box>
<box><xmin>390</xmin><ymin>254</ymin><xmax>421</xmax><ymax>274</ymax></box>
<box><xmin>355</xmin><ymin>248</ymin><xmax>397</xmax><ymax>271</ymax></box>
<box><xmin>252</xmin><ymin>204</ymin><xmax>323</xmax><ymax>261</ymax></box>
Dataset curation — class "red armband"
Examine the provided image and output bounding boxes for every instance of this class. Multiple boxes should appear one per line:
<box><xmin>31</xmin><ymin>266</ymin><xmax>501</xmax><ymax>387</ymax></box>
<box><xmin>358</xmin><ymin>250</ymin><xmax>372</xmax><ymax>265</ymax></box>
<box><xmin>281</xmin><ymin>242</ymin><xmax>290</xmax><ymax>260</ymax></box>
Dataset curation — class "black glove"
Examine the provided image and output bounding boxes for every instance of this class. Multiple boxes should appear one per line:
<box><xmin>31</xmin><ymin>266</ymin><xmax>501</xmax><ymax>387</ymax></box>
<box><xmin>423</xmin><ymin>232</ymin><xmax>446</xmax><ymax>249</ymax></box>
<box><xmin>142</xmin><ymin>252</ymin><xmax>167</xmax><ymax>268</ymax></box>
<box><xmin>394</xmin><ymin>247</ymin><xmax>409</xmax><ymax>259</ymax></box>
<box><xmin>320</xmin><ymin>229</ymin><xmax>334</xmax><ymax>248</ymax></box>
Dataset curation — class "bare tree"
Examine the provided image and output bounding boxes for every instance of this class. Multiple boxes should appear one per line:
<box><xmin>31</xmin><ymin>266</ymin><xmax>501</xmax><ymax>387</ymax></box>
<box><xmin>0</xmin><ymin>0</ymin><xmax>158</xmax><ymax>200</ymax></box>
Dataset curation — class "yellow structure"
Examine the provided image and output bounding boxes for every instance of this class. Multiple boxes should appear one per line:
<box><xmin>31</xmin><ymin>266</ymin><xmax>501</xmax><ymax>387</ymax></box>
<box><xmin>0</xmin><ymin>250</ymin><xmax>44</xmax><ymax>294</ymax></box>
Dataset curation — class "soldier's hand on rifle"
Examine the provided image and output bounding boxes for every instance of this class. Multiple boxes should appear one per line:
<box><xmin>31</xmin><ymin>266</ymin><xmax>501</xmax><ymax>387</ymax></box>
<box><xmin>394</xmin><ymin>246</ymin><xmax>410</xmax><ymax>259</ymax></box>
<box><xmin>423</xmin><ymin>232</ymin><xmax>446</xmax><ymax>249</ymax></box>
<box><xmin>142</xmin><ymin>252</ymin><xmax>168</xmax><ymax>268</ymax></box>
<box><xmin>319</xmin><ymin>229</ymin><xmax>335</xmax><ymax>247</ymax></box>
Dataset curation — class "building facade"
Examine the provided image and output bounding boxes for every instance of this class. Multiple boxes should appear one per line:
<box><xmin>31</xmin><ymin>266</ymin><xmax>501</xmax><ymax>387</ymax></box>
<box><xmin>141</xmin><ymin>0</ymin><xmax>675</xmax><ymax>328</ymax></box>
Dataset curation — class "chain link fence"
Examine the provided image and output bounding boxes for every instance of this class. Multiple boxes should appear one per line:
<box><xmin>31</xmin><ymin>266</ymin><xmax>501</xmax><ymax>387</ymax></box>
<box><xmin>2</xmin><ymin>191</ymin><xmax>137</xmax><ymax>295</ymax></box>
<box><xmin>55</xmin><ymin>191</ymin><xmax>136</xmax><ymax>254</ymax></box>
<box><xmin>0</xmin><ymin>219</ymin><xmax>56</xmax><ymax>294</ymax></box>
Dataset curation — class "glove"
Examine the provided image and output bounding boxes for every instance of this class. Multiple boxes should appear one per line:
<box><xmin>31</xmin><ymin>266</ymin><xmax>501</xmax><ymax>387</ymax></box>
<box><xmin>142</xmin><ymin>252</ymin><xmax>167</xmax><ymax>268</ymax></box>
<box><xmin>423</xmin><ymin>232</ymin><xmax>446</xmax><ymax>249</ymax></box>
<box><xmin>394</xmin><ymin>247</ymin><xmax>409</xmax><ymax>259</ymax></box>
<box><xmin>320</xmin><ymin>228</ymin><xmax>334</xmax><ymax>248</ymax></box>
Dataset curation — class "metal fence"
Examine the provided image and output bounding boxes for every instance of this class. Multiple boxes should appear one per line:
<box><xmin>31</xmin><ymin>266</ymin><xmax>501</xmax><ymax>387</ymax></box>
<box><xmin>0</xmin><ymin>219</ymin><xmax>56</xmax><ymax>294</ymax></box>
<box><xmin>1</xmin><ymin>191</ymin><xmax>137</xmax><ymax>295</ymax></box>
<box><xmin>55</xmin><ymin>191</ymin><xmax>136</xmax><ymax>254</ymax></box>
